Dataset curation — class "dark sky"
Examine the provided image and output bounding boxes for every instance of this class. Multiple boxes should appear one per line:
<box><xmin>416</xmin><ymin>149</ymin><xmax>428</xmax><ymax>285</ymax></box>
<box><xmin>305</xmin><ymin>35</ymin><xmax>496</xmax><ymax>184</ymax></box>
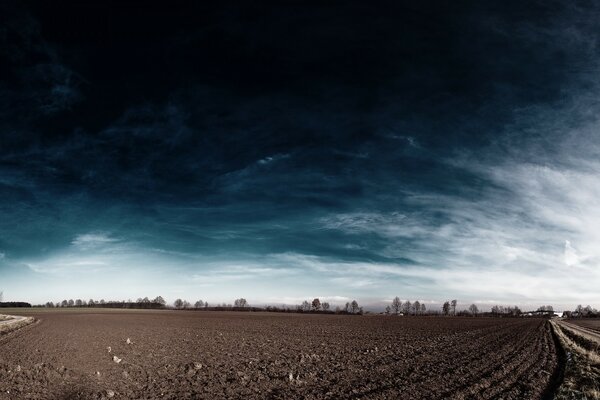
<box><xmin>1</xmin><ymin>1</ymin><xmax>600</xmax><ymax>308</ymax></box>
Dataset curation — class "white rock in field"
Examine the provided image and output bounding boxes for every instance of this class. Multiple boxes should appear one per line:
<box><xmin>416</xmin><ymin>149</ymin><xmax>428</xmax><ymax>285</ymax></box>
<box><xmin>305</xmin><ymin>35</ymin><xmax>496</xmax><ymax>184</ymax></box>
<box><xmin>15</xmin><ymin>365</ymin><xmax>21</xmax><ymax>372</ymax></box>
<box><xmin>193</xmin><ymin>362</ymin><xmax>202</xmax><ymax>370</ymax></box>
<box><xmin>113</xmin><ymin>356</ymin><xmax>122</xmax><ymax>364</ymax></box>
<box><xmin>107</xmin><ymin>346</ymin><xmax>111</xmax><ymax>353</ymax></box>
<box><xmin>288</xmin><ymin>372</ymin><xmax>293</xmax><ymax>382</ymax></box>
<box><xmin>126</xmin><ymin>338</ymin><xmax>131</xmax><ymax>345</ymax></box>
<box><xmin>106</xmin><ymin>389</ymin><xmax>115</xmax><ymax>398</ymax></box>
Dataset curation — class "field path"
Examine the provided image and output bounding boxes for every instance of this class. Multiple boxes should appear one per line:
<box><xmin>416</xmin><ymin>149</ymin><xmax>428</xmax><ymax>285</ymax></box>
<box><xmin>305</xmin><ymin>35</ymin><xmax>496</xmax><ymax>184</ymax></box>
<box><xmin>556</xmin><ymin>319</ymin><xmax>600</xmax><ymax>345</ymax></box>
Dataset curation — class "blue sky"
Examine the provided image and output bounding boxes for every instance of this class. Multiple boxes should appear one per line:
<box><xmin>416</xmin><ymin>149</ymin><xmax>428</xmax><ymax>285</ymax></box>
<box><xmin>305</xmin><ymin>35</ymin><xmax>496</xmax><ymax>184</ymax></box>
<box><xmin>1</xmin><ymin>1</ymin><xmax>600</xmax><ymax>310</ymax></box>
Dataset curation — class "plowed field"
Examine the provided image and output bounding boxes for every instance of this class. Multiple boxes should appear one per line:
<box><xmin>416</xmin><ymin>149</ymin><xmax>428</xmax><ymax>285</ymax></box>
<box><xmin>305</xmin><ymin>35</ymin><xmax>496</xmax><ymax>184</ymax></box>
<box><xmin>0</xmin><ymin>311</ymin><xmax>559</xmax><ymax>399</ymax></box>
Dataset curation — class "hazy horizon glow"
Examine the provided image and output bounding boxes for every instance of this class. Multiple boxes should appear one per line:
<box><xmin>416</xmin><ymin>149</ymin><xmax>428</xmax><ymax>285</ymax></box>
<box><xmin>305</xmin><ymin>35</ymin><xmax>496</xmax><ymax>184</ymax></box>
<box><xmin>2</xmin><ymin>2</ymin><xmax>600</xmax><ymax>311</ymax></box>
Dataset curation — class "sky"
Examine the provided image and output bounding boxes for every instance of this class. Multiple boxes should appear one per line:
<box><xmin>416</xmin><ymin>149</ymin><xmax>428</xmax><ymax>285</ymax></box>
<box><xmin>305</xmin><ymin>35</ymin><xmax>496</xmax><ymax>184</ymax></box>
<box><xmin>1</xmin><ymin>1</ymin><xmax>600</xmax><ymax>311</ymax></box>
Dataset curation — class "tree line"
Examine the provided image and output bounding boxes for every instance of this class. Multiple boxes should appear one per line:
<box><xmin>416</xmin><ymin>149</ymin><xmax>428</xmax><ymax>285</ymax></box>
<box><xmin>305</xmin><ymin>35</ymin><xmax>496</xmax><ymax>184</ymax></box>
<box><xmin>30</xmin><ymin>295</ymin><xmax>598</xmax><ymax>317</ymax></box>
<box><xmin>382</xmin><ymin>297</ymin><xmax>530</xmax><ymax>317</ymax></box>
<box><xmin>40</xmin><ymin>296</ymin><xmax>167</xmax><ymax>309</ymax></box>
<box><xmin>295</xmin><ymin>298</ymin><xmax>363</xmax><ymax>314</ymax></box>
<box><xmin>564</xmin><ymin>305</ymin><xmax>599</xmax><ymax>318</ymax></box>
<box><xmin>0</xmin><ymin>302</ymin><xmax>32</xmax><ymax>308</ymax></box>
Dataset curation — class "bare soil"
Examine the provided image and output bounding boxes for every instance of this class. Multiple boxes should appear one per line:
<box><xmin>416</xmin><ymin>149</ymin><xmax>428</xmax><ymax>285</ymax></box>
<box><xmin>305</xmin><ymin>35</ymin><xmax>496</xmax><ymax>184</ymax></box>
<box><xmin>0</xmin><ymin>310</ymin><xmax>559</xmax><ymax>399</ymax></box>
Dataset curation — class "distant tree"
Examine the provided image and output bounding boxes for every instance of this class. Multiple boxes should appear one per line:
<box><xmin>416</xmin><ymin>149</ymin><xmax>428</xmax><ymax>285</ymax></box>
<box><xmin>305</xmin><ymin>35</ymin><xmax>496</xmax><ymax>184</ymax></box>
<box><xmin>182</xmin><ymin>300</ymin><xmax>191</xmax><ymax>309</ymax></box>
<box><xmin>469</xmin><ymin>304</ymin><xmax>479</xmax><ymax>315</ymax></box>
<box><xmin>61</xmin><ymin>299</ymin><xmax>68</xmax><ymax>307</ymax></box>
<box><xmin>509</xmin><ymin>306</ymin><xmax>522</xmax><ymax>316</ymax></box>
<box><xmin>414</xmin><ymin>301</ymin><xmax>421</xmax><ymax>316</ymax></box>
<box><xmin>88</xmin><ymin>299</ymin><xmax>95</xmax><ymax>307</ymax></box>
<box><xmin>402</xmin><ymin>300</ymin><xmax>411</xmax><ymax>315</ymax></box>
<box><xmin>136</xmin><ymin>298</ymin><xmax>143</xmax><ymax>303</ymax></box>
<box><xmin>153</xmin><ymin>296</ymin><xmax>166</xmax><ymax>306</ymax></box>
<box><xmin>420</xmin><ymin>303</ymin><xmax>426</xmax><ymax>314</ymax></box>
<box><xmin>311</xmin><ymin>298</ymin><xmax>321</xmax><ymax>311</ymax></box>
<box><xmin>68</xmin><ymin>299</ymin><xmax>74</xmax><ymax>307</ymax></box>
<box><xmin>344</xmin><ymin>302</ymin><xmax>350</xmax><ymax>313</ymax></box>
<box><xmin>195</xmin><ymin>300</ymin><xmax>204</xmax><ymax>309</ymax></box>
<box><xmin>391</xmin><ymin>296</ymin><xmax>401</xmax><ymax>315</ymax></box>
<box><xmin>385</xmin><ymin>305</ymin><xmax>391</xmax><ymax>315</ymax></box>
<box><xmin>99</xmin><ymin>299</ymin><xmax>105</xmax><ymax>305</ymax></box>
<box><xmin>301</xmin><ymin>300</ymin><xmax>311</xmax><ymax>312</ymax></box>
<box><xmin>174</xmin><ymin>298</ymin><xmax>184</xmax><ymax>309</ymax></box>
<box><xmin>234</xmin><ymin>298</ymin><xmax>248</xmax><ymax>308</ymax></box>
<box><xmin>450</xmin><ymin>300</ymin><xmax>457</xmax><ymax>316</ymax></box>
<box><xmin>75</xmin><ymin>299</ymin><xmax>83</xmax><ymax>307</ymax></box>
<box><xmin>322</xmin><ymin>302</ymin><xmax>330</xmax><ymax>311</ymax></box>
<box><xmin>351</xmin><ymin>300</ymin><xmax>359</xmax><ymax>314</ymax></box>
<box><xmin>546</xmin><ymin>305</ymin><xmax>554</xmax><ymax>313</ymax></box>
<box><xmin>45</xmin><ymin>301</ymin><xmax>54</xmax><ymax>308</ymax></box>
<box><xmin>442</xmin><ymin>301</ymin><xmax>450</xmax><ymax>315</ymax></box>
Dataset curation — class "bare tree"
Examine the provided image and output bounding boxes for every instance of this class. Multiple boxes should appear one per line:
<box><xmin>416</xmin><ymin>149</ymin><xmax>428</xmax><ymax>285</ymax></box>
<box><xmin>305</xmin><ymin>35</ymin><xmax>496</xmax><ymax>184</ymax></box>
<box><xmin>350</xmin><ymin>300</ymin><xmax>359</xmax><ymax>314</ymax></box>
<box><xmin>174</xmin><ymin>298</ymin><xmax>184</xmax><ymax>309</ymax></box>
<box><xmin>442</xmin><ymin>301</ymin><xmax>450</xmax><ymax>315</ymax></box>
<box><xmin>385</xmin><ymin>305</ymin><xmax>391</xmax><ymax>314</ymax></box>
<box><xmin>344</xmin><ymin>302</ymin><xmax>350</xmax><ymax>313</ymax></box>
<box><xmin>468</xmin><ymin>304</ymin><xmax>479</xmax><ymax>316</ymax></box>
<box><xmin>195</xmin><ymin>300</ymin><xmax>204</xmax><ymax>308</ymax></box>
<box><xmin>301</xmin><ymin>300</ymin><xmax>311</xmax><ymax>312</ymax></box>
<box><xmin>153</xmin><ymin>296</ymin><xmax>166</xmax><ymax>306</ymax></box>
<box><xmin>414</xmin><ymin>301</ymin><xmax>421</xmax><ymax>316</ymax></box>
<box><xmin>311</xmin><ymin>298</ymin><xmax>321</xmax><ymax>311</ymax></box>
<box><xmin>75</xmin><ymin>299</ymin><xmax>83</xmax><ymax>307</ymax></box>
<box><xmin>450</xmin><ymin>300</ymin><xmax>457</xmax><ymax>316</ymax></box>
<box><xmin>182</xmin><ymin>300</ymin><xmax>191</xmax><ymax>309</ymax></box>
<box><xmin>68</xmin><ymin>299</ymin><xmax>74</xmax><ymax>307</ymax></box>
<box><xmin>420</xmin><ymin>303</ymin><xmax>426</xmax><ymax>314</ymax></box>
<box><xmin>402</xmin><ymin>300</ymin><xmax>411</xmax><ymax>315</ymax></box>
<box><xmin>391</xmin><ymin>296</ymin><xmax>401</xmax><ymax>315</ymax></box>
<box><xmin>321</xmin><ymin>302</ymin><xmax>330</xmax><ymax>311</ymax></box>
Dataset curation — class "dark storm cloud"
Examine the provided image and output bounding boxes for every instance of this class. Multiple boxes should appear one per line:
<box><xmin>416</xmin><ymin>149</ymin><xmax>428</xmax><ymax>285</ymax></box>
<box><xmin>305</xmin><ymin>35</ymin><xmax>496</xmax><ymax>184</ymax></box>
<box><xmin>3</xmin><ymin>1</ymin><xmax>600</xmax><ymax>305</ymax></box>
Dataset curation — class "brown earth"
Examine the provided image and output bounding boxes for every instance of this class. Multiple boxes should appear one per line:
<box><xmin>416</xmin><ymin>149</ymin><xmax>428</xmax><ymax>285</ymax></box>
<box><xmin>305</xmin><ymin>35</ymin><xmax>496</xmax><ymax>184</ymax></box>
<box><xmin>0</xmin><ymin>310</ymin><xmax>559</xmax><ymax>400</ymax></box>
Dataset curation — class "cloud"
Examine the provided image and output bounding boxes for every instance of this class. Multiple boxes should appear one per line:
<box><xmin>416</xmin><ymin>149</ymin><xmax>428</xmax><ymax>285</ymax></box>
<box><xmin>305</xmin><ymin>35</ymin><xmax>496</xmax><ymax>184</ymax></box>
<box><xmin>564</xmin><ymin>240</ymin><xmax>580</xmax><ymax>267</ymax></box>
<box><xmin>72</xmin><ymin>233</ymin><xmax>118</xmax><ymax>250</ymax></box>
